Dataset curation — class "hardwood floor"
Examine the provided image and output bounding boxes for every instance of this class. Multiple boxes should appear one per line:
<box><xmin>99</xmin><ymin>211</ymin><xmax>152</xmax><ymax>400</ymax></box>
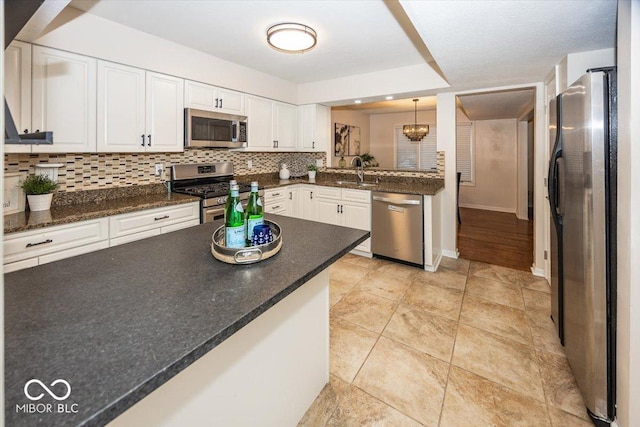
<box><xmin>457</xmin><ymin>207</ymin><xmax>533</xmax><ymax>271</ymax></box>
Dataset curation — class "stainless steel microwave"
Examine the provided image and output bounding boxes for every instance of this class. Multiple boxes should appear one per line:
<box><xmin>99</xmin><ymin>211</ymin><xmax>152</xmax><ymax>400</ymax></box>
<box><xmin>184</xmin><ymin>108</ymin><xmax>247</xmax><ymax>148</ymax></box>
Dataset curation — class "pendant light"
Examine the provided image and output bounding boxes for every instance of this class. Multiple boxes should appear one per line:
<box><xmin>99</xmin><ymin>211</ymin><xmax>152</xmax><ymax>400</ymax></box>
<box><xmin>403</xmin><ymin>99</ymin><xmax>429</xmax><ymax>142</ymax></box>
<box><xmin>267</xmin><ymin>23</ymin><xmax>317</xmax><ymax>53</ymax></box>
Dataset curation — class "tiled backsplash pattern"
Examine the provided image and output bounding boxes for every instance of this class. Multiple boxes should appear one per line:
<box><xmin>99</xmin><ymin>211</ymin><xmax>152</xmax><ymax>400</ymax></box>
<box><xmin>4</xmin><ymin>150</ymin><xmax>444</xmax><ymax>193</ymax></box>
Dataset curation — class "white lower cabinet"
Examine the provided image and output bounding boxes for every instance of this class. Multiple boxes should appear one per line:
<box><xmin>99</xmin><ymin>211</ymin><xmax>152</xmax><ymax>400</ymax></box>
<box><xmin>109</xmin><ymin>202</ymin><xmax>199</xmax><ymax>246</ymax></box>
<box><xmin>3</xmin><ymin>203</ymin><xmax>200</xmax><ymax>272</ymax></box>
<box><xmin>299</xmin><ymin>186</ymin><xmax>317</xmax><ymax>221</ymax></box>
<box><xmin>314</xmin><ymin>187</ymin><xmax>371</xmax><ymax>254</ymax></box>
<box><xmin>263</xmin><ymin>188</ymin><xmax>287</xmax><ymax>215</ymax></box>
<box><xmin>285</xmin><ymin>186</ymin><xmax>300</xmax><ymax>218</ymax></box>
<box><xmin>3</xmin><ymin>218</ymin><xmax>109</xmax><ymax>273</ymax></box>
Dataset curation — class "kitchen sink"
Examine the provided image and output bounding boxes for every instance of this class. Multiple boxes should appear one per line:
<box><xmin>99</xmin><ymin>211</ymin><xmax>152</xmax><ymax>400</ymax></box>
<box><xmin>332</xmin><ymin>180</ymin><xmax>379</xmax><ymax>187</ymax></box>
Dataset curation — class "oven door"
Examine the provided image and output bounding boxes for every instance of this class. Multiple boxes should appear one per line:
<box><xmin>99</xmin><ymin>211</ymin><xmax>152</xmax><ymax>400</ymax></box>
<box><xmin>202</xmin><ymin>206</ymin><xmax>225</xmax><ymax>223</ymax></box>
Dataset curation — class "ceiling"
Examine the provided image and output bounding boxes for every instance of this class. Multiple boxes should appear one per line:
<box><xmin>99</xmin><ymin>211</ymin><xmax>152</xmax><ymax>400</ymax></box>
<box><xmin>333</xmin><ymin>96</ymin><xmax>437</xmax><ymax>115</ymax></box>
<box><xmin>67</xmin><ymin>0</ymin><xmax>616</xmax><ymax>118</ymax></box>
<box><xmin>458</xmin><ymin>89</ymin><xmax>535</xmax><ymax>121</ymax></box>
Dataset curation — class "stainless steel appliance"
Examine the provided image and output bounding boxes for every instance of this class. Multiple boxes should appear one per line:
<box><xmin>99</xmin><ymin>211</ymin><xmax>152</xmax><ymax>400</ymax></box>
<box><xmin>170</xmin><ymin>162</ymin><xmax>261</xmax><ymax>223</ymax></box>
<box><xmin>371</xmin><ymin>192</ymin><xmax>423</xmax><ymax>266</ymax></box>
<box><xmin>184</xmin><ymin>108</ymin><xmax>247</xmax><ymax>149</ymax></box>
<box><xmin>547</xmin><ymin>67</ymin><xmax>616</xmax><ymax>426</ymax></box>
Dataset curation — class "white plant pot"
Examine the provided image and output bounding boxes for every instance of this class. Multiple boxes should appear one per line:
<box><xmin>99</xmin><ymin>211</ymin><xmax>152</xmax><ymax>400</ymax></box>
<box><xmin>27</xmin><ymin>193</ymin><xmax>53</xmax><ymax>212</ymax></box>
<box><xmin>308</xmin><ymin>170</ymin><xmax>317</xmax><ymax>180</ymax></box>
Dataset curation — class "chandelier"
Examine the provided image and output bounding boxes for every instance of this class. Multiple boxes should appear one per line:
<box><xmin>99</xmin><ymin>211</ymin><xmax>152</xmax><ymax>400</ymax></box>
<box><xmin>403</xmin><ymin>99</ymin><xmax>429</xmax><ymax>142</ymax></box>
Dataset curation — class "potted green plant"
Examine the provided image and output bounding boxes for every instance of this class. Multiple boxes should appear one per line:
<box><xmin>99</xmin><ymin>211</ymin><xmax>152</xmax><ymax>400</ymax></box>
<box><xmin>359</xmin><ymin>152</ymin><xmax>379</xmax><ymax>168</ymax></box>
<box><xmin>307</xmin><ymin>164</ymin><xmax>318</xmax><ymax>180</ymax></box>
<box><xmin>21</xmin><ymin>174</ymin><xmax>58</xmax><ymax>211</ymax></box>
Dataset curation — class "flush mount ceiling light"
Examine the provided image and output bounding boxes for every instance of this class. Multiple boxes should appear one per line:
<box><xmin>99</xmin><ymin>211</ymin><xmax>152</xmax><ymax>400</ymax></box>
<box><xmin>267</xmin><ymin>22</ymin><xmax>317</xmax><ymax>53</ymax></box>
<box><xmin>403</xmin><ymin>99</ymin><xmax>429</xmax><ymax>142</ymax></box>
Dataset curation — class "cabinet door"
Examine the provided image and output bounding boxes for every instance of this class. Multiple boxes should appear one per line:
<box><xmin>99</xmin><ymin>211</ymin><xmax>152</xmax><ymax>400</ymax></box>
<box><xmin>316</xmin><ymin>198</ymin><xmax>340</xmax><ymax>226</ymax></box>
<box><xmin>32</xmin><ymin>46</ymin><xmax>97</xmax><ymax>153</ymax></box>
<box><xmin>4</xmin><ymin>41</ymin><xmax>32</xmax><ymax>153</ymax></box>
<box><xmin>217</xmin><ymin>88</ymin><xmax>245</xmax><ymax>115</ymax></box>
<box><xmin>97</xmin><ymin>61</ymin><xmax>146</xmax><ymax>152</ymax></box>
<box><xmin>246</xmin><ymin>96</ymin><xmax>274</xmax><ymax>149</ymax></box>
<box><xmin>299</xmin><ymin>186</ymin><xmax>317</xmax><ymax>221</ymax></box>
<box><xmin>146</xmin><ymin>72</ymin><xmax>184</xmax><ymax>152</ymax></box>
<box><xmin>299</xmin><ymin>104</ymin><xmax>330</xmax><ymax>151</ymax></box>
<box><xmin>274</xmin><ymin>102</ymin><xmax>297</xmax><ymax>150</ymax></box>
<box><xmin>184</xmin><ymin>80</ymin><xmax>216</xmax><ymax>110</ymax></box>
<box><xmin>341</xmin><ymin>201</ymin><xmax>371</xmax><ymax>252</ymax></box>
<box><xmin>285</xmin><ymin>187</ymin><xmax>299</xmax><ymax>218</ymax></box>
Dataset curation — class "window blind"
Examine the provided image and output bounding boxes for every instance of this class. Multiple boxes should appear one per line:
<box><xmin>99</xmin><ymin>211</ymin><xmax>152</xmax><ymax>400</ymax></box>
<box><xmin>456</xmin><ymin>123</ymin><xmax>473</xmax><ymax>182</ymax></box>
<box><xmin>395</xmin><ymin>125</ymin><xmax>437</xmax><ymax>170</ymax></box>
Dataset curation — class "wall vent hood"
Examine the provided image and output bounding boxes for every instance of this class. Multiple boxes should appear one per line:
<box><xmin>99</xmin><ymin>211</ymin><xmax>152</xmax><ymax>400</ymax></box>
<box><xmin>4</xmin><ymin>0</ymin><xmax>61</xmax><ymax>146</ymax></box>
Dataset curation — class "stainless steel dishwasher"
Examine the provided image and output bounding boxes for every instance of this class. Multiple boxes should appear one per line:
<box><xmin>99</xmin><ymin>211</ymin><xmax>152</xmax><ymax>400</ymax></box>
<box><xmin>371</xmin><ymin>192</ymin><xmax>424</xmax><ymax>266</ymax></box>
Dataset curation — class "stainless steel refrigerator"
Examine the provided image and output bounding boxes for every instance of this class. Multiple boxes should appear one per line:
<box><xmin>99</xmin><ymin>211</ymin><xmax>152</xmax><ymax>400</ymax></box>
<box><xmin>547</xmin><ymin>67</ymin><xmax>616</xmax><ymax>426</ymax></box>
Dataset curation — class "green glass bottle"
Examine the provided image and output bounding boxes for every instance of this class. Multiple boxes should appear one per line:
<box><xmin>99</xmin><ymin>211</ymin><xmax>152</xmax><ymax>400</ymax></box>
<box><xmin>223</xmin><ymin>179</ymin><xmax>237</xmax><ymax>224</ymax></box>
<box><xmin>224</xmin><ymin>184</ymin><xmax>245</xmax><ymax>248</ymax></box>
<box><xmin>245</xmin><ymin>181</ymin><xmax>264</xmax><ymax>245</ymax></box>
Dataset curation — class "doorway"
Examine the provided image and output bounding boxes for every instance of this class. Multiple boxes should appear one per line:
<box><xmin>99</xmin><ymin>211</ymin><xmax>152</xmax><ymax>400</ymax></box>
<box><xmin>455</xmin><ymin>88</ymin><xmax>536</xmax><ymax>271</ymax></box>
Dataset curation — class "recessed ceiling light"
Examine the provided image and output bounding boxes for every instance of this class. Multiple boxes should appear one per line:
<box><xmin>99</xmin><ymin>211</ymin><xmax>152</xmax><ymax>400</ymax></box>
<box><xmin>385</xmin><ymin>96</ymin><xmax>394</xmax><ymax>100</ymax></box>
<box><xmin>266</xmin><ymin>22</ymin><xmax>317</xmax><ymax>53</ymax></box>
<box><xmin>354</xmin><ymin>100</ymin><xmax>362</xmax><ymax>104</ymax></box>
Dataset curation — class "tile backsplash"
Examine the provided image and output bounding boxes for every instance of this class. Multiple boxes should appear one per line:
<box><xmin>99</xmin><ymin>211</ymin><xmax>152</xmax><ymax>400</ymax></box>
<box><xmin>4</xmin><ymin>149</ymin><xmax>444</xmax><ymax>193</ymax></box>
<box><xmin>4</xmin><ymin>150</ymin><xmax>326</xmax><ymax>193</ymax></box>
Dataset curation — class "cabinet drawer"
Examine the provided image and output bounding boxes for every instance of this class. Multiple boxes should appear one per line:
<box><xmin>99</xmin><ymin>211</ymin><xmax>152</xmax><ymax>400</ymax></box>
<box><xmin>342</xmin><ymin>188</ymin><xmax>371</xmax><ymax>203</ymax></box>
<box><xmin>265</xmin><ymin>202</ymin><xmax>286</xmax><ymax>215</ymax></box>
<box><xmin>316</xmin><ymin>186</ymin><xmax>341</xmax><ymax>200</ymax></box>
<box><xmin>264</xmin><ymin>189</ymin><xmax>287</xmax><ymax>206</ymax></box>
<box><xmin>109</xmin><ymin>202</ymin><xmax>199</xmax><ymax>238</ymax></box>
<box><xmin>4</xmin><ymin>218</ymin><xmax>109</xmax><ymax>264</ymax></box>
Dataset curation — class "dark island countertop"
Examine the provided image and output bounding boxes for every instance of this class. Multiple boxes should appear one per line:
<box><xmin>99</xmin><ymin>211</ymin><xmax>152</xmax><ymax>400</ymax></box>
<box><xmin>4</xmin><ymin>215</ymin><xmax>369</xmax><ymax>427</ymax></box>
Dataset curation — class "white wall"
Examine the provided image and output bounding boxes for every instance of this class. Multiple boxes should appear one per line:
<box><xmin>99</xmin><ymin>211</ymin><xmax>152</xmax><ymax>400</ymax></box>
<box><xmin>32</xmin><ymin>7</ymin><xmax>298</xmax><ymax>104</ymax></box>
<box><xmin>369</xmin><ymin>110</ymin><xmax>437</xmax><ymax>168</ymax></box>
<box><xmin>459</xmin><ymin>119</ymin><xmax>518</xmax><ymax>213</ymax></box>
<box><xmin>436</xmin><ymin>92</ymin><xmax>458</xmax><ymax>258</ymax></box>
<box><xmin>615</xmin><ymin>1</ymin><xmax>640</xmax><ymax>426</ymax></box>
<box><xmin>558</xmin><ymin>48</ymin><xmax>616</xmax><ymax>92</ymax></box>
<box><xmin>298</xmin><ymin>63</ymin><xmax>449</xmax><ymax>105</ymax></box>
<box><xmin>330</xmin><ymin>110</ymin><xmax>370</xmax><ymax>167</ymax></box>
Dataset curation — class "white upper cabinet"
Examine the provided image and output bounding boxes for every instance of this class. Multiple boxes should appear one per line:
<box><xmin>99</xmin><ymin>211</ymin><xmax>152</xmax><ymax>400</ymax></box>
<box><xmin>97</xmin><ymin>62</ymin><xmax>184</xmax><ymax>153</ymax></box>
<box><xmin>274</xmin><ymin>102</ymin><xmax>297</xmax><ymax>150</ymax></box>
<box><xmin>4</xmin><ymin>41</ymin><xmax>32</xmax><ymax>153</ymax></box>
<box><xmin>246</xmin><ymin>95</ymin><xmax>297</xmax><ymax>151</ymax></box>
<box><xmin>298</xmin><ymin>104</ymin><xmax>330</xmax><ymax>152</ymax></box>
<box><xmin>31</xmin><ymin>46</ymin><xmax>97</xmax><ymax>153</ymax></box>
<box><xmin>97</xmin><ymin>61</ymin><xmax>146</xmax><ymax>152</ymax></box>
<box><xmin>184</xmin><ymin>80</ymin><xmax>244</xmax><ymax>115</ymax></box>
<box><xmin>146</xmin><ymin>72</ymin><xmax>184</xmax><ymax>152</ymax></box>
<box><xmin>246</xmin><ymin>95</ymin><xmax>275</xmax><ymax>149</ymax></box>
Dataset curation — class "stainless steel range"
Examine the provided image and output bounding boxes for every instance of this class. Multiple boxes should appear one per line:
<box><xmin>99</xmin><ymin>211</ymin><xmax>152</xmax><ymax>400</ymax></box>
<box><xmin>170</xmin><ymin>162</ymin><xmax>262</xmax><ymax>223</ymax></box>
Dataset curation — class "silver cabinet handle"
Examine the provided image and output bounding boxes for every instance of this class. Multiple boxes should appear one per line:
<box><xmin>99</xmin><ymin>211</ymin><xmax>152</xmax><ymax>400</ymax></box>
<box><xmin>272</xmin><ymin>192</ymin><xmax>281</xmax><ymax>197</ymax></box>
<box><xmin>312</xmin><ymin>141</ymin><xmax>315</xmax><ymax>149</ymax></box>
<box><xmin>147</xmin><ymin>134</ymin><xmax>151</xmax><ymax>146</ymax></box>
<box><xmin>219</xmin><ymin>98</ymin><xmax>223</xmax><ymax>109</ymax></box>
<box><xmin>154</xmin><ymin>215</ymin><xmax>170</xmax><ymax>221</ymax></box>
<box><xmin>336</xmin><ymin>205</ymin><xmax>340</xmax><ymax>213</ymax></box>
<box><xmin>272</xmin><ymin>205</ymin><xmax>281</xmax><ymax>210</ymax></box>
<box><xmin>26</xmin><ymin>239</ymin><xmax>53</xmax><ymax>248</ymax></box>
<box><xmin>289</xmin><ymin>192</ymin><xmax>292</xmax><ymax>200</ymax></box>
<box><xmin>215</xmin><ymin>98</ymin><xmax>219</xmax><ymax>108</ymax></box>
<box><xmin>141</xmin><ymin>134</ymin><xmax>145</xmax><ymax>147</ymax></box>
<box><xmin>372</xmin><ymin>195</ymin><xmax>421</xmax><ymax>205</ymax></box>
<box><xmin>310</xmin><ymin>192</ymin><xmax>313</xmax><ymax>199</ymax></box>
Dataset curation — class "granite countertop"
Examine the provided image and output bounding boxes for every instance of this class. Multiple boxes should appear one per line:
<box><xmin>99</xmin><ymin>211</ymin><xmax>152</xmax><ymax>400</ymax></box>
<box><xmin>4</xmin><ymin>191</ymin><xmax>200</xmax><ymax>234</ymax></box>
<box><xmin>4</xmin><ymin>215</ymin><xmax>369</xmax><ymax>427</ymax></box>
<box><xmin>243</xmin><ymin>172</ymin><xmax>445</xmax><ymax>196</ymax></box>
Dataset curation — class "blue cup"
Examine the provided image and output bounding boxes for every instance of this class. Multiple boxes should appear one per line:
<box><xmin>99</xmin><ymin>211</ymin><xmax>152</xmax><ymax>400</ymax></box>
<box><xmin>251</xmin><ymin>224</ymin><xmax>273</xmax><ymax>246</ymax></box>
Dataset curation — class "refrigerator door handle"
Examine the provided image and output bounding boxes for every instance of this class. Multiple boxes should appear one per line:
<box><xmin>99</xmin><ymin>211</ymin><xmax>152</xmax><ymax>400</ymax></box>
<box><xmin>557</xmin><ymin>157</ymin><xmax>566</xmax><ymax>216</ymax></box>
<box><xmin>548</xmin><ymin>144</ymin><xmax>563</xmax><ymax>227</ymax></box>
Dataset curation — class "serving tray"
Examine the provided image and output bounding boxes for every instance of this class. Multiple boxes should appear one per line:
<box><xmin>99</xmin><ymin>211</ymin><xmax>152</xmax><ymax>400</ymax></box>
<box><xmin>211</xmin><ymin>220</ymin><xmax>282</xmax><ymax>264</ymax></box>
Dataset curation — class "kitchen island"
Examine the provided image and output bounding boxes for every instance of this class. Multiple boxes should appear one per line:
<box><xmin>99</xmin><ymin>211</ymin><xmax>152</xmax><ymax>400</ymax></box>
<box><xmin>4</xmin><ymin>215</ymin><xmax>369</xmax><ymax>426</ymax></box>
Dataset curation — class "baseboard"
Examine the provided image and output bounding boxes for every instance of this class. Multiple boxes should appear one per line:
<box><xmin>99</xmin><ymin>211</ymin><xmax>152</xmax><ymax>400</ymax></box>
<box><xmin>350</xmin><ymin>249</ymin><xmax>372</xmax><ymax>258</ymax></box>
<box><xmin>531</xmin><ymin>266</ymin><xmax>545</xmax><ymax>277</ymax></box>
<box><xmin>516</xmin><ymin>213</ymin><xmax>529</xmax><ymax>220</ymax></box>
<box><xmin>441</xmin><ymin>249</ymin><xmax>459</xmax><ymax>259</ymax></box>
<box><xmin>459</xmin><ymin>203</ymin><xmax>516</xmax><ymax>214</ymax></box>
<box><xmin>424</xmin><ymin>251</ymin><xmax>443</xmax><ymax>272</ymax></box>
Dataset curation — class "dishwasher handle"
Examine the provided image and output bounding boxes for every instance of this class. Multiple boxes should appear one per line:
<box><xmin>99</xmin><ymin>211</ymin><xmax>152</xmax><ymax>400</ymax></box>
<box><xmin>372</xmin><ymin>195</ymin><xmax>421</xmax><ymax>205</ymax></box>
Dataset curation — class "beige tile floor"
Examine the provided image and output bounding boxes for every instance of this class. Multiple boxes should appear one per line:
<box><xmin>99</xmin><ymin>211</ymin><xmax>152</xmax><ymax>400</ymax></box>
<box><xmin>298</xmin><ymin>255</ymin><xmax>594</xmax><ymax>427</ymax></box>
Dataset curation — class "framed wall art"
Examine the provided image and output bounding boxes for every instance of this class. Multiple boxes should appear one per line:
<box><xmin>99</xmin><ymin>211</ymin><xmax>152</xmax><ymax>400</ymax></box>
<box><xmin>4</xmin><ymin>172</ymin><xmax>26</xmax><ymax>215</ymax></box>
<box><xmin>334</xmin><ymin>123</ymin><xmax>361</xmax><ymax>157</ymax></box>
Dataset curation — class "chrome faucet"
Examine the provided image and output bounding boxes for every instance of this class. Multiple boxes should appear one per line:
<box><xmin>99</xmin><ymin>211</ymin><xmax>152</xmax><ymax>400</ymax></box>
<box><xmin>351</xmin><ymin>156</ymin><xmax>364</xmax><ymax>182</ymax></box>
